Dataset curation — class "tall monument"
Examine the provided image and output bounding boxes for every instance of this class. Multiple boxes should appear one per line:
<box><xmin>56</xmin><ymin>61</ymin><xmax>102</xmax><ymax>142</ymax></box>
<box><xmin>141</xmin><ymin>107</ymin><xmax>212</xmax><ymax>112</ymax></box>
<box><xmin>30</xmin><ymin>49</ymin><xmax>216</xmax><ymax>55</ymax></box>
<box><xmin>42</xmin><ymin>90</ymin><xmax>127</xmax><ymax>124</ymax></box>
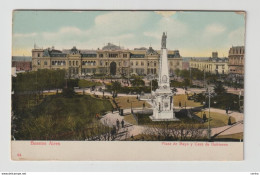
<box><xmin>150</xmin><ymin>32</ymin><xmax>179</xmax><ymax>121</ymax></box>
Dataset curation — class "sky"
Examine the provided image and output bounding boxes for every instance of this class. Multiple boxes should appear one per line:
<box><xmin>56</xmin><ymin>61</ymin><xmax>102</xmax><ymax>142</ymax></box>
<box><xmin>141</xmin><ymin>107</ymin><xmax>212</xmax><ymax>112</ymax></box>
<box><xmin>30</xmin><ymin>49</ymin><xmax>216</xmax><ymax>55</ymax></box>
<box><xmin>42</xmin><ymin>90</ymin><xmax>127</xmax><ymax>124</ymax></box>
<box><xmin>12</xmin><ymin>11</ymin><xmax>245</xmax><ymax>57</ymax></box>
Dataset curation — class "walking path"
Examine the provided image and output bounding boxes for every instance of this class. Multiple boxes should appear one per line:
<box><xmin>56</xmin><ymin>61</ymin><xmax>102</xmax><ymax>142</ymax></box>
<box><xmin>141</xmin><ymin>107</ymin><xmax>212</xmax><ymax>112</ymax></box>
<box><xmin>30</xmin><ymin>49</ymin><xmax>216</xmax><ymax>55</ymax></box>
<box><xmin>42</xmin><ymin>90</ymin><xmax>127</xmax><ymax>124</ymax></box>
<box><xmin>100</xmin><ymin>110</ymin><xmax>147</xmax><ymax>140</ymax></box>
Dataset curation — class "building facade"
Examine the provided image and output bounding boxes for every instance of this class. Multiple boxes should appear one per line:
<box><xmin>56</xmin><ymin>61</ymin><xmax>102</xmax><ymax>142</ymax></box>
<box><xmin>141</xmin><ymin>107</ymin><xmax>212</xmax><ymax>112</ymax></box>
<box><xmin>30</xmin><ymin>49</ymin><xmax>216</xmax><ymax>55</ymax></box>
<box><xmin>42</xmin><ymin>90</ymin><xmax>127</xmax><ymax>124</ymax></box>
<box><xmin>12</xmin><ymin>61</ymin><xmax>32</xmax><ymax>72</ymax></box>
<box><xmin>189</xmin><ymin>52</ymin><xmax>229</xmax><ymax>74</ymax></box>
<box><xmin>32</xmin><ymin>43</ymin><xmax>183</xmax><ymax>77</ymax></box>
<box><xmin>228</xmin><ymin>46</ymin><xmax>245</xmax><ymax>75</ymax></box>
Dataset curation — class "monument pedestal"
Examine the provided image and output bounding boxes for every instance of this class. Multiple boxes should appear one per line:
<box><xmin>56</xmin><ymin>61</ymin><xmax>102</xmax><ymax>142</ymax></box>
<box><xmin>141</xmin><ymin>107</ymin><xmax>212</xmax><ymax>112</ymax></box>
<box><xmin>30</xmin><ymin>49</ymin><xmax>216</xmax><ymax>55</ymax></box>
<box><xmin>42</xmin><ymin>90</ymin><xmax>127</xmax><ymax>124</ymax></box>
<box><xmin>150</xmin><ymin>32</ymin><xmax>179</xmax><ymax>121</ymax></box>
<box><xmin>149</xmin><ymin>88</ymin><xmax>179</xmax><ymax>121</ymax></box>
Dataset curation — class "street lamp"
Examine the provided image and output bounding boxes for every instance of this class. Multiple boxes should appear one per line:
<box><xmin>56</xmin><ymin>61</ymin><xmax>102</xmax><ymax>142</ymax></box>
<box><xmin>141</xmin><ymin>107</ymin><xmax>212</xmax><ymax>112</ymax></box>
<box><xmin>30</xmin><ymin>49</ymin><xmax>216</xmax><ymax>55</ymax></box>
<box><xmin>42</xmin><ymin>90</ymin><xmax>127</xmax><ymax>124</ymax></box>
<box><xmin>205</xmin><ymin>87</ymin><xmax>213</xmax><ymax>140</ymax></box>
<box><xmin>131</xmin><ymin>101</ymin><xmax>133</xmax><ymax>114</ymax></box>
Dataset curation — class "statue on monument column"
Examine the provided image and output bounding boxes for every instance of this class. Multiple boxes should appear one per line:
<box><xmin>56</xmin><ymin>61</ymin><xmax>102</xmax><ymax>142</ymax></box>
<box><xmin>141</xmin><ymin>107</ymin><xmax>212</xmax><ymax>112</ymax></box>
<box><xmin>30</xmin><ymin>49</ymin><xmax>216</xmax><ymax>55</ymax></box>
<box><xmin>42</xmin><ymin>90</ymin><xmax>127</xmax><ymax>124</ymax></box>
<box><xmin>161</xmin><ymin>32</ymin><xmax>167</xmax><ymax>49</ymax></box>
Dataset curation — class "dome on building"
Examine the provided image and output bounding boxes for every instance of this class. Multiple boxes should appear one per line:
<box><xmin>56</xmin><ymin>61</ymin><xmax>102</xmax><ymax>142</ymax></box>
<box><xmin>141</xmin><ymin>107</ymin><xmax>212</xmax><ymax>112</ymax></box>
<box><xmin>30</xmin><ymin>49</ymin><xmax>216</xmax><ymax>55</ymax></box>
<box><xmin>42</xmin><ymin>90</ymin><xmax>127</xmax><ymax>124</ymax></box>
<box><xmin>146</xmin><ymin>46</ymin><xmax>158</xmax><ymax>55</ymax></box>
<box><xmin>102</xmin><ymin>43</ymin><xmax>121</xmax><ymax>50</ymax></box>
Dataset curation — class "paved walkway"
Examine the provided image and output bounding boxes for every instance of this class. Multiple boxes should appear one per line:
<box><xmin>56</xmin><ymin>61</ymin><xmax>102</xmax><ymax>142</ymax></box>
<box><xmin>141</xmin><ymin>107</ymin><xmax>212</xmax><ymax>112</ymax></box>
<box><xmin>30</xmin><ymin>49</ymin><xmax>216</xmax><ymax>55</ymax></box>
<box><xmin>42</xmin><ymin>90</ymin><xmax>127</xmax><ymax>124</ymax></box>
<box><xmin>100</xmin><ymin>109</ymin><xmax>147</xmax><ymax>140</ymax></box>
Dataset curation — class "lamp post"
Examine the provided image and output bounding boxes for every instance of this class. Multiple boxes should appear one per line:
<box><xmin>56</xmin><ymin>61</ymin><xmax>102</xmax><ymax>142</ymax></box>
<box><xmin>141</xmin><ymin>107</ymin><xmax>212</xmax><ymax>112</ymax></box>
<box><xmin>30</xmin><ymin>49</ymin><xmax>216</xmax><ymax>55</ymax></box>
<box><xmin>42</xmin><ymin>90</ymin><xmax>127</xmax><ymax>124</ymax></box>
<box><xmin>203</xmin><ymin>69</ymin><xmax>206</xmax><ymax>88</ymax></box>
<box><xmin>205</xmin><ymin>87</ymin><xmax>213</xmax><ymax>140</ymax></box>
<box><xmin>131</xmin><ymin>101</ymin><xmax>133</xmax><ymax>114</ymax></box>
<box><xmin>239</xmin><ymin>89</ymin><xmax>242</xmax><ymax>112</ymax></box>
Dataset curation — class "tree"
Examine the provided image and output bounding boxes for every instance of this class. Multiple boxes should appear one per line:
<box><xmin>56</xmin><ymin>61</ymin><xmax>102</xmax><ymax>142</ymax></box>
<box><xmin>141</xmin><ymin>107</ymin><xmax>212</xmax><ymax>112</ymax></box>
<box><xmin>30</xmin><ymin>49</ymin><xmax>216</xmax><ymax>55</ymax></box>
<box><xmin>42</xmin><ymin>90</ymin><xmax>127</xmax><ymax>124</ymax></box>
<box><xmin>111</xmin><ymin>81</ymin><xmax>122</xmax><ymax>93</ymax></box>
<box><xmin>174</xmin><ymin>69</ymin><xmax>180</xmax><ymax>78</ymax></box>
<box><xmin>183</xmin><ymin>78</ymin><xmax>190</xmax><ymax>87</ymax></box>
<box><xmin>214</xmin><ymin>81</ymin><xmax>226</xmax><ymax>95</ymax></box>
<box><xmin>131</xmin><ymin>77</ymin><xmax>145</xmax><ymax>87</ymax></box>
<box><xmin>151</xmin><ymin>79</ymin><xmax>158</xmax><ymax>91</ymax></box>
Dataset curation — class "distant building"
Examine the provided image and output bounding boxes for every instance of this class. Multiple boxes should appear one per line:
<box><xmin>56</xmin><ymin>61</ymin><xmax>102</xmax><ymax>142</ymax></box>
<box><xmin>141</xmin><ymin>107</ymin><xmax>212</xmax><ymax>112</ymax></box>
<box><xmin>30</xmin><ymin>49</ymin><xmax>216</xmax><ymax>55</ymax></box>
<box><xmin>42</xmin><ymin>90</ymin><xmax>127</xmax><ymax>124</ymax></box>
<box><xmin>182</xmin><ymin>57</ymin><xmax>191</xmax><ymax>70</ymax></box>
<box><xmin>228</xmin><ymin>46</ymin><xmax>244</xmax><ymax>75</ymax></box>
<box><xmin>12</xmin><ymin>61</ymin><xmax>32</xmax><ymax>72</ymax></box>
<box><xmin>32</xmin><ymin>43</ymin><xmax>183</xmax><ymax>77</ymax></box>
<box><xmin>189</xmin><ymin>52</ymin><xmax>229</xmax><ymax>74</ymax></box>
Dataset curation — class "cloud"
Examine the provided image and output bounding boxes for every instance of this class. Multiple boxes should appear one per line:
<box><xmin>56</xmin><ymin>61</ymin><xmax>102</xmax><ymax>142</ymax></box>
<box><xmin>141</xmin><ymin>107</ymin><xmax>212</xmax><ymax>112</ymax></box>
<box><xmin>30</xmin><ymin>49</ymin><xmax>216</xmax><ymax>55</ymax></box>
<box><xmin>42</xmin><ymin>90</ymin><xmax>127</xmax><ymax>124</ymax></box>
<box><xmin>228</xmin><ymin>27</ymin><xmax>245</xmax><ymax>46</ymax></box>
<box><xmin>143</xmin><ymin>31</ymin><xmax>161</xmax><ymax>39</ymax></box>
<box><xmin>143</xmin><ymin>17</ymin><xmax>187</xmax><ymax>38</ymax></box>
<box><xmin>42</xmin><ymin>27</ymin><xmax>89</xmax><ymax>40</ymax></box>
<box><xmin>93</xmin><ymin>11</ymin><xmax>150</xmax><ymax>34</ymax></box>
<box><xmin>204</xmin><ymin>23</ymin><xmax>226</xmax><ymax>37</ymax></box>
<box><xmin>155</xmin><ymin>11</ymin><xmax>177</xmax><ymax>17</ymax></box>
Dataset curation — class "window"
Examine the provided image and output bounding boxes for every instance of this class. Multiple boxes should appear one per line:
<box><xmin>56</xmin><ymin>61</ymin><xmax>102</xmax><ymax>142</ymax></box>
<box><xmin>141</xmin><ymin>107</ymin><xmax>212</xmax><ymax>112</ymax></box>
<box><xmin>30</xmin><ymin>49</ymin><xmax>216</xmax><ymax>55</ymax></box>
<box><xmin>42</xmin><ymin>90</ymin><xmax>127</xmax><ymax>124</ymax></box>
<box><xmin>131</xmin><ymin>62</ymin><xmax>133</xmax><ymax>66</ymax></box>
<box><xmin>69</xmin><ymin>61</ymin><xmax>71</xmax><ymax>66</ymax></box>
<box><xmin>147</xmin><ymin>62</ymin><xmax>150</xmax><ymax>66</ymax></box>
<box><xmin>136</xmin><ymin>61</ymin><xmax>138</xmax><ymax>66</ymax></box>
<box><xmin>44</xmin><ymin>61</ymin><xmax>47</xmax><ymax>65</ymax></box>
<box><xmin>123</xmin><ymin>61</ymin><xmax>127</xmax><ymax>67</ymax></box>
<box><xmin>37</xmin><ymin>60</ymin><xmax>40</xmax><ymax>65</ymax></box>
<box><xmin>154</xmin><ymin>62</ymin><xmax>156</xmax><ymax>66</ymax></box>
<box><xmin>109</xmin><ymin>53</ymin><xmax>118</xmax><ymax>58</ymax></box>
<box><xmin>123</xmin><ymin>54</ymin><xmax>127</xmax><ymax>58</ymax></box>
<box><xmin>37</xmin><ymin>53</ymin><xmax>40</xmax><ymax>57</ymax></box>
<box><xmin>141</xmin><ymin>61</ymin><xmax>144</xmax><ymax>66</ymax></box>
<box><xmin>76</xmin><ymin>61</ymin><xmax>78</xmax><ymax>66</ymax></box>
<box><xmin>100</xmin><ymin>61</ymin><xmax>103</xmax><ymax>66</ymax></box>
<box><xmin>99</xmin><ymin>54</ymin><xmax>103</xmax><ymax>58</ymax></box>
<box><xmin>73</xmin><ymin>61</ymin><xmax>75</xmax><ymax>66</ymax></box>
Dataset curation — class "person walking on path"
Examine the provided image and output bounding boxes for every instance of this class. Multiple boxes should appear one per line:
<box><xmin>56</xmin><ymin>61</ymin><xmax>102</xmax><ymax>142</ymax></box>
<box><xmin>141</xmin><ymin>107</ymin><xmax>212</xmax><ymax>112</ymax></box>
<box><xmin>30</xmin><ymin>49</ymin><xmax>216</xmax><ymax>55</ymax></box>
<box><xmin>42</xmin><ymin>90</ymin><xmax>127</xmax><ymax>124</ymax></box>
<box><xmin>226</xmin><ymin>107</ymin><xmax>229</xmax><ymax>114</ymax></box>
<box><xmin>179</xmin><ymin>101</ymin><xmax>182</xmax><ymax>108</ymax></box>
<box><xmin>203</xmin><ymin>112</ymin><xmax>207</xmax><ymax>122</ymax></box>
<box><xmin>121</xmin><ymin>119</ymin><xmax>125</xmax><ymax>128</ymax></box>
<box><xmin>228</xmin><ymin>116</ymin><xmax>232</xmax><ymax>125</ymax></box>
<box><xmin>116</xmin><ymin>119</ymin><xmax>120</xmax><ymax>130</ymax></box>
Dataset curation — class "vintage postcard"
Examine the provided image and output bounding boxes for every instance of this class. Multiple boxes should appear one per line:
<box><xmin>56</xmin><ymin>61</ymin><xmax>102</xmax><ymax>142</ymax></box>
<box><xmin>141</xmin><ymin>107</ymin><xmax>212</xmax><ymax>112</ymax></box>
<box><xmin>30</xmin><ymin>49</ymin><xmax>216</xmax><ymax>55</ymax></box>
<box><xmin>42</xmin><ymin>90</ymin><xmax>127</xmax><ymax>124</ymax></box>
<box><xmin>11</xmin><ymin>10</ymin><xmax>245</xmax><ymax>160</ymax></box>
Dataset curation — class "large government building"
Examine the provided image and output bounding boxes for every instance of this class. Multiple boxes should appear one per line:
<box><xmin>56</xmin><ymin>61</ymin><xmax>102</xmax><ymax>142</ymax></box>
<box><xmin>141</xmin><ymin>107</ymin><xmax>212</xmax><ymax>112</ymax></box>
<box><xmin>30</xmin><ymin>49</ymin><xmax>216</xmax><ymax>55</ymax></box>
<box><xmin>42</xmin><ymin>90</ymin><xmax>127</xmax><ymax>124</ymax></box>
<box><xmin>32</xmin><ymin>43</ymin><xmax>183</xmax><ymax>77</ymax></box>
<box><xmin>189</xmin><ymin>52</ymin><xmax>229</xmax><ymax>75</ymax></box>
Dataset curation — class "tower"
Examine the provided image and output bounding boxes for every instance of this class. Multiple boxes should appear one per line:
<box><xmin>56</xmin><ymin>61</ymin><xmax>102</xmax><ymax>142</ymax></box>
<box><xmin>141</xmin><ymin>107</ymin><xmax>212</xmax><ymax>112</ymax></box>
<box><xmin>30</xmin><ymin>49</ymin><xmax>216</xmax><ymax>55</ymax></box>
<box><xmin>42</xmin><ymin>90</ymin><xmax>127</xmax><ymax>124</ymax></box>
<box><xmin>150</xmin><ymin>32</ymin><xmax>179</xmax><ymax>121</ymax></box>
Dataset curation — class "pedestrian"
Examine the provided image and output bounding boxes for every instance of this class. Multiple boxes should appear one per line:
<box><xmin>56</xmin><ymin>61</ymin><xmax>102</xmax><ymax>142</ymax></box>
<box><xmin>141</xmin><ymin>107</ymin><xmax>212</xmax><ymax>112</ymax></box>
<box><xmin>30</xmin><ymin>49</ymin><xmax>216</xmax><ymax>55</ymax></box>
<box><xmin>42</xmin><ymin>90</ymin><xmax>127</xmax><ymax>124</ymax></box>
<box><xmin>143</xmin><ymin>102</ymin><xmax>145</xmax><ymax>109</ymax></box>
<box><xmin>112</xmin><ymin>108</ymin><xmax>114</xmax><ymax>113</ymax></box>
<box><xmin>226</xmin><ymin>107</ymin><xmax>229</xmax><ymax>114</ymax></box>
<box><xmin>179</xmin><ymin>101</ymin><xmax>182</xmax><ymax>108</ymax></box>
<box><xmin>121</xmin><ymin>119</ymin><xmax>125</xmax><ymax>128</ymax></box>
<box><xmin>228</xmin><ymin>116</ymin><xmax>232</xmax><ymax>125</ymax></box>
<box><xmin>116</xmin><ymin>119</ymin><xmax>120</xmax><ymax>130</ymax></box>
<box><xmin>203</xmin><ymin>112</ymin><xmax>207</xmax><ymax>122</ymax></box>
<box><xmin>95</xmin><ymin>113</ymin><xmax>99</xmax><ymax>120</ymax></box>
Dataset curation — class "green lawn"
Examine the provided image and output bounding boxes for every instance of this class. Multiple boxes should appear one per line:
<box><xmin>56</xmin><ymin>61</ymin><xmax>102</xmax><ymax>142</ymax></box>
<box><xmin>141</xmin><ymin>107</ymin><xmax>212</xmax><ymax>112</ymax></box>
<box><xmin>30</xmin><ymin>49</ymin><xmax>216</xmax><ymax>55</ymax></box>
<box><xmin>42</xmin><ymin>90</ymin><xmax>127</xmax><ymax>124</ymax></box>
<box><xmin>173</xmin><ymin>94</ymin><xmax>202</xmax><ymax>107</ymax></box>
<box><xmin>124</xmin><ymin>114</ymin><xmax>137</xmax><ymax>125</ymax></box>
<box><xmin>78</xmin><ymin>79</ymin><xmax>102</xmax><ymax>88</ymax></box>
<box><xmin>115</xmin><ymin>96</ymin><xmax>151</xmax><ymax>109</ymax></box>
<box><xmin>193</xmin><ymin>111</ymin><xmax>236</xmax><ymax>128</ymax></box>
